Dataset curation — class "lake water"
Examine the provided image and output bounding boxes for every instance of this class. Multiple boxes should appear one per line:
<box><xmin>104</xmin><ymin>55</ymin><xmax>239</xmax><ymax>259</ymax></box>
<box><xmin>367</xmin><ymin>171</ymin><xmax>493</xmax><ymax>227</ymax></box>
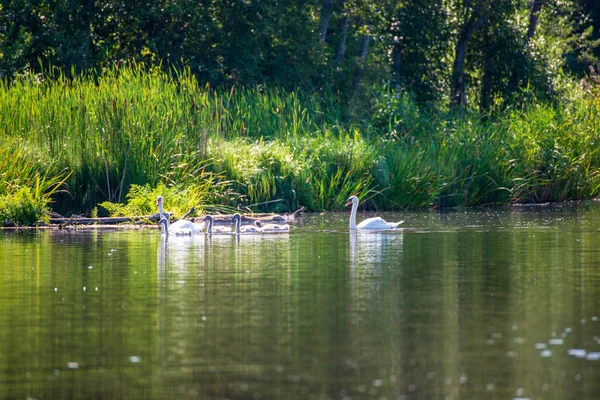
<box><xmin>1</xmin><ymin>204</ymin><xmax>600</xmax><ymax>399</ymax></box>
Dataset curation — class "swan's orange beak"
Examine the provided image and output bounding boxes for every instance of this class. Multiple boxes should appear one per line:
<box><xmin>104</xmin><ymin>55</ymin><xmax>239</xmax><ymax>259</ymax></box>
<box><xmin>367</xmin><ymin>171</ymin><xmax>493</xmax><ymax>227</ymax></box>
<box><xmin>345</xmin><ymin>199</ymin><xmax>352</xmax><ymax>207</ymax></box>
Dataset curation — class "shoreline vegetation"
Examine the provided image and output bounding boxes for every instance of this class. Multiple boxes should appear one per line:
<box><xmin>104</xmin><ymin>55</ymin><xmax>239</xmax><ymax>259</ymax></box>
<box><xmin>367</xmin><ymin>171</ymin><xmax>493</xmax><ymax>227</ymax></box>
<box><xmin>1</xmin><ymin>65</ymin><xmax>600</xmax><ymax>226</ymax></box>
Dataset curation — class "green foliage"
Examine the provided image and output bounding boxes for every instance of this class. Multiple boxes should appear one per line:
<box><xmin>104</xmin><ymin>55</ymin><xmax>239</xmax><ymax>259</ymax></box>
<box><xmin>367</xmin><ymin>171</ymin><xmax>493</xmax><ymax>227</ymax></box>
<box><xmin>99</xmin><ymin>184</ymin><xmax>159</xmax><ymax>218</ymax></box>
<box><xmin>207</xmin><ymin>132</ymin><xmax>376</xmax><ymax>212</ymax></box>
<box><xmin>1</xmin><ymin>0</ymin><xmax>599</xmax><ymax>117</ymax></box>
<box><xmin>387</xmin><ymin>0</ymin><xmax>452</xmax><ymax>105</ymax></box>
<box><xmin>0</xmin><ymin>187</ymin><xmax>50</xmax><ymax>226</ymax></box>
<box><xmin>366</xmin><ymin>83</ymin><xmax>600</xmax><ymax>209</ymax></box>
<box><xmin>99</xmin><ymin>155</ymin><xmax>241</xmax><ymax>218</ymax></box>
<box><xmin>297</xmin><ymin>133</ymin><xmax>376</xmax><ymax>211</ymax></box>
<box><xmin>501</xmin><ymin>94</ymin><xmax>600</xmax><ymax>202</ymax></box>
<box><xmin>2</xmin><ymin>64</ymin><xmax>600</xmax><ymax>215</ymax></box>
<box><xmin>209</xmin><ymin>139</ymin><xmax>301</xmax><ymax>212</ymax></box>
<box><xmin>0</xmin><ymin>138</ymin><xmax>71</xmax><ymax>225</ymax></box>
<box><xmin>0</xmin><ymin>64</ymin><xmax>353</xmax><ymax>213</ymax></box>
<box><xmin>369</xmin><ymin>89</ymin><xmax>438</xmax><ymax>141</ymax></box>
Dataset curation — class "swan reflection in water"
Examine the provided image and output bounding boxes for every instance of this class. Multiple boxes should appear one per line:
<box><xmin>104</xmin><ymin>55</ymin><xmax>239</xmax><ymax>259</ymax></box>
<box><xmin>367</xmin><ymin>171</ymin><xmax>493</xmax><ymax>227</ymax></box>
<box><xmin>157</xmin><ymin>233</ymin><xmax>215</xmax><ymax>274</ymax></box>
<box><xmin>349</xmin><ymin>229</ymin><xmax>404</xmax><ymax>266</ymax></box>
<box><xmin>233</xmin><ymin>229</ymin><xmax>290</xmax><ymax>246</ymax></box>
<box><xmin>157</xmin><ymin>227</ymin><xmax>290</xmax><ymax>273</ymax></box>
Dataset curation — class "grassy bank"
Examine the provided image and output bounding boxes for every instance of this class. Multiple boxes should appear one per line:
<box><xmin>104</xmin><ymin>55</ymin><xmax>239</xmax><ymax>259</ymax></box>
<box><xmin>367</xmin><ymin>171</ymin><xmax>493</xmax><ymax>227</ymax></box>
<box><xmin>1</xmin><ymin>65</ymin><xmax>599</xmax><ymax>224</ymax></box>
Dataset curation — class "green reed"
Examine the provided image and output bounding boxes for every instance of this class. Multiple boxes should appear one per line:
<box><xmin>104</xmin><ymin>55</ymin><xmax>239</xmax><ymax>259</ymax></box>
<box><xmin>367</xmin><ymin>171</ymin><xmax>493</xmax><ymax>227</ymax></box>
<box><xmin>0</xmin><ymin>137</ymin><xmax>71</xmax><ymax>224</ymax></box>
<box><xmin>1</xmin><ymin>64</ymin><xmax>599</xmax><ymax>219</ymax></box>
<box><xmin>0</xmin><ymin>64</ymin><xmax>347</xmax><ymax>214</ymax></box>
<box><xmin>206</xmin><ymin>130</ymin><xmax>375</xmax><ymax>212</ymax></box>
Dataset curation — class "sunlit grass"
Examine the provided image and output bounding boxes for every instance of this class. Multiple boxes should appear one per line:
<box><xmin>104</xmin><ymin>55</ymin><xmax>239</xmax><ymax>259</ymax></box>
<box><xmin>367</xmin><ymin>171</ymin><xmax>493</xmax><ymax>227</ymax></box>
<box><xmin>0</xmin><ymin>64</ymin><xmax>345</xmax><ymax>213</ymax></box>
<box><xmin>1</xmin><ymin>63</ymin><xmax>600</xmax><ymax>218</ymax></box>
<box><xmin>0</xmin><ymin>138</ymin><xmax>71</xmax><ymax>224</ymax></box>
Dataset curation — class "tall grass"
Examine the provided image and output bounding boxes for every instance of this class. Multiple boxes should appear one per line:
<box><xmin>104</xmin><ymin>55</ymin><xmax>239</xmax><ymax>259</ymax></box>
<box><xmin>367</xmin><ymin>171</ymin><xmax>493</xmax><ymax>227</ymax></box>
<box><xmin>0</xmin><ymin>138</ymin><xmax>71</xmax><ymax>224</ymax></box>
<box><xmin>0</xmin><ymin>64</ymin><xmax>347</xmax><ymax>213</ymax></box>
<box><xmin>207</xmin><ymin>131</ymin><xmax>375</xmax><ymax>212</ymax></box>
<box><xmin>1</xmin><ymin>63</ymin><xmax>600</xmax><ymax>218</ymax></box>
<box><xmin>366</xmin><ymin>85</ymin><xmax>600</xmax><ymax>209</ymax></box>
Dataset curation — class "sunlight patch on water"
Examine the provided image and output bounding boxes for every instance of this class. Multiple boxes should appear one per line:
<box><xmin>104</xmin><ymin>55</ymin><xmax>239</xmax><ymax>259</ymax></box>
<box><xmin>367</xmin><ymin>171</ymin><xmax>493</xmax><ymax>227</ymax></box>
<box><xmin>540</xmin><ymin>349</ymin><xmax>552</xmax><ymax>357</ymax></box>
<box><xmin>2</xmin><ymin>211</ymin><xmax>600</xmax><ymax>399</ymax></box>
<box><xmin>568</xmin><ymin>349</ymin><xmax>587</xmax><ymax>358</ymax></box>
<box><xmin>587</xmin><ymin>352</ymin><xmax>600</xmax><ymax>360</ymax></box>
<box><xmin>372</xmin><ymin>379</ymin><xmax>383</xmax><ymax>387</ymax></box>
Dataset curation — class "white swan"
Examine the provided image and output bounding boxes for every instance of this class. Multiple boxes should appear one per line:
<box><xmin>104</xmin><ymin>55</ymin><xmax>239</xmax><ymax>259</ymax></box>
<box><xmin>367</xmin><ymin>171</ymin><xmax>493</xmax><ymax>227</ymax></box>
<box><xmin>345</xmin><ymin>195</ymin><xmax>403</xmax><ymax>230</ymax></box>
<box><xmin>255</xmin><ymin>220</ymin><xmax>290</xmax><ymax>233</ymax></box>
<box><xmin>202</xmin><ymin>215</ymin><xmax>233</xmax><ymax>234</ymax></box>
<box><xmin>156</xmin><ymin>195</ymin><xmax>205</xmax><ymax>236</ymax></box>
<box><xmin>231</xmin><ymin>213</ymin><xmax>262</xmax><ymax>234</ymax></box>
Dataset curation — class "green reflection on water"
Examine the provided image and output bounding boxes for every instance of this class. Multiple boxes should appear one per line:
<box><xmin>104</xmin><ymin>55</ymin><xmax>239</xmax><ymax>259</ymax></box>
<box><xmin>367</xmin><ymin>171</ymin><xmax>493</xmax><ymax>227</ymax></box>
<box><xmin>1</xmin><ymin>205</ymin><xmax>600</xmax><ymax>399</ymax></box>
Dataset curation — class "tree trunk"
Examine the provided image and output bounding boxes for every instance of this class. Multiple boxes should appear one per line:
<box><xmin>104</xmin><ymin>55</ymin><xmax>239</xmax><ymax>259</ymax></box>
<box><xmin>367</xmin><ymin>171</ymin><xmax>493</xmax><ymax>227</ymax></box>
<box><xmin>77</xmin><ymin>0</ymin><xmax>94</xmax><ymax>72</ymax></box>
<box><xmin>391</xmin><ymin>39</ymin><xmax>402</xmax><ymax>95</ymax></box>
<box><xmin>335</xmin><ymin>14</ymin><xmax>349</xmax><ymax>67</ymax></box>
<box><xmin>509</xmin><ymin>0</ymin><xmax>544</xmax><ymax>94</ymax></box>
<box><xmin>319</xmin><ymin>0</ymin><xmax>334</xmax><ymax>42</ymax></box>
<box><xmin>351</xmin><ymin>27</ymin><xmax>371</xmax><ymax>107</ymax></box>
<box><xmin>451</xmin><ymin>35</ymin><xmax>468</xmax><ymax>107</ymax></box>
<box><xmin>451</xmin><ymin>5</ymin><xmax>487</xmax><ymax>108</ymax></box>
<box><xmin>353</xmin><ymin>30</ymin><xmax>371</xmax><ymax>90</ymax></box>
<box><xmin>480</xmin><ymin>47</ymin><xmax>493</xmax><ymax>112</ymax></box>
<box><xmin>525</xmin><ymin>0</ymin><xmax>544</xmax><ymax>45</ymax></box>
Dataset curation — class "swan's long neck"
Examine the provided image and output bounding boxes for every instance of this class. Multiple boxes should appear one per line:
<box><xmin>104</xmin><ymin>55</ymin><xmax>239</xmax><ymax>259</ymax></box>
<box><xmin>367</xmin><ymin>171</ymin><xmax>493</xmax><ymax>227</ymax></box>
<box><xmin>349</xmin><ymin>201</ymin><xmax>358</xmax><ymax>230</ymax></box>
<box><xmin>234</xmin><ymin>217</ymin><xmax>241</xmax><ymax>234</ymax></box>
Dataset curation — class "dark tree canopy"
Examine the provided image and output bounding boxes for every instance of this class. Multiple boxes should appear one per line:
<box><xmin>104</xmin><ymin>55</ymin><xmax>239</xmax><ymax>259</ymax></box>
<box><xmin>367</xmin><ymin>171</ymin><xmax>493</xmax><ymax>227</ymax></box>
<box><xmin>1</xmin><ymin>0</ymin><xmax>598</xmax><ymax>112</ymax></box>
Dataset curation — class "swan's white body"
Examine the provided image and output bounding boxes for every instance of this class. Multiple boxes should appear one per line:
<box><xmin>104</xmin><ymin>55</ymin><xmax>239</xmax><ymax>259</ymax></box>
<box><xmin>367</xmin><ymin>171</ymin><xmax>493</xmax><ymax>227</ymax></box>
<box><xmin>169</xmin><ymin>219</ymin><xmax>205</xmax><ymax>236</ymax></box>
<box><xmin>202</xmin><ymin>215</ymin><xmax>232</xmax><ymax>234</ymax></box>
<box><xmin>156</xmin><ymin>196</ymin><xmax>205</xmax><ymax>236</ymax></box>
<box><xmin>255</xmin><ymin>220</ymin><xmax>290</xmax><ymax>232</ymax></box>
<box><xmin>231</xmin><ymin>213</ymin><xmax>262</xmax><ymax>234</ymax></box>
<box><xmin>345</xmin><ymin>195</ymin><xmax>403</xmax><ymax>231</ymax></box>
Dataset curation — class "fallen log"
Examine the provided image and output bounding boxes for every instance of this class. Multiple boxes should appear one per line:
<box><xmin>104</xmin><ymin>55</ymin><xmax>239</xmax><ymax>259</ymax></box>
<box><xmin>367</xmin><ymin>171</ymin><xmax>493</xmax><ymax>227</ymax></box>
<box><xmin>50</xmin><ymin>216</ymin><xmax>145</xmax><ymax>225</ymax></box>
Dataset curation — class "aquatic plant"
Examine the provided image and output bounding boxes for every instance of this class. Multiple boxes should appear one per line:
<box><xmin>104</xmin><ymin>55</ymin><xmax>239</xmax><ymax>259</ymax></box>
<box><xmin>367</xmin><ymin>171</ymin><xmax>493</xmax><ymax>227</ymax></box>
<box><xmin>0</xmin><ymin>138</ymin><xmax>71</xmax><ymax>225</ymax></box>
<box><xmin>0</xmin><ymin>187</ymin><xmax>50</xmax><ymax>226</ymax></box>
<box><xmin>0</xmin><ymin>65</ymin><xmax>344</xmax><ymax>212</ymax></box>
<box><xmin>1</xmin><ymin>64</ymin><xmax>600</xmax><ymax>214</ymax></box>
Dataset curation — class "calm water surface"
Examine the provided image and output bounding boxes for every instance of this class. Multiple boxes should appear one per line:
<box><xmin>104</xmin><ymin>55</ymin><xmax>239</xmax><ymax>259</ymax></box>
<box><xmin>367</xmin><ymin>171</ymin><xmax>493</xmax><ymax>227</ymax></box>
<box><xmin>1</xmin><ymin>204</ymin><xmax>600</xmax><ymax>399</ymax></box>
